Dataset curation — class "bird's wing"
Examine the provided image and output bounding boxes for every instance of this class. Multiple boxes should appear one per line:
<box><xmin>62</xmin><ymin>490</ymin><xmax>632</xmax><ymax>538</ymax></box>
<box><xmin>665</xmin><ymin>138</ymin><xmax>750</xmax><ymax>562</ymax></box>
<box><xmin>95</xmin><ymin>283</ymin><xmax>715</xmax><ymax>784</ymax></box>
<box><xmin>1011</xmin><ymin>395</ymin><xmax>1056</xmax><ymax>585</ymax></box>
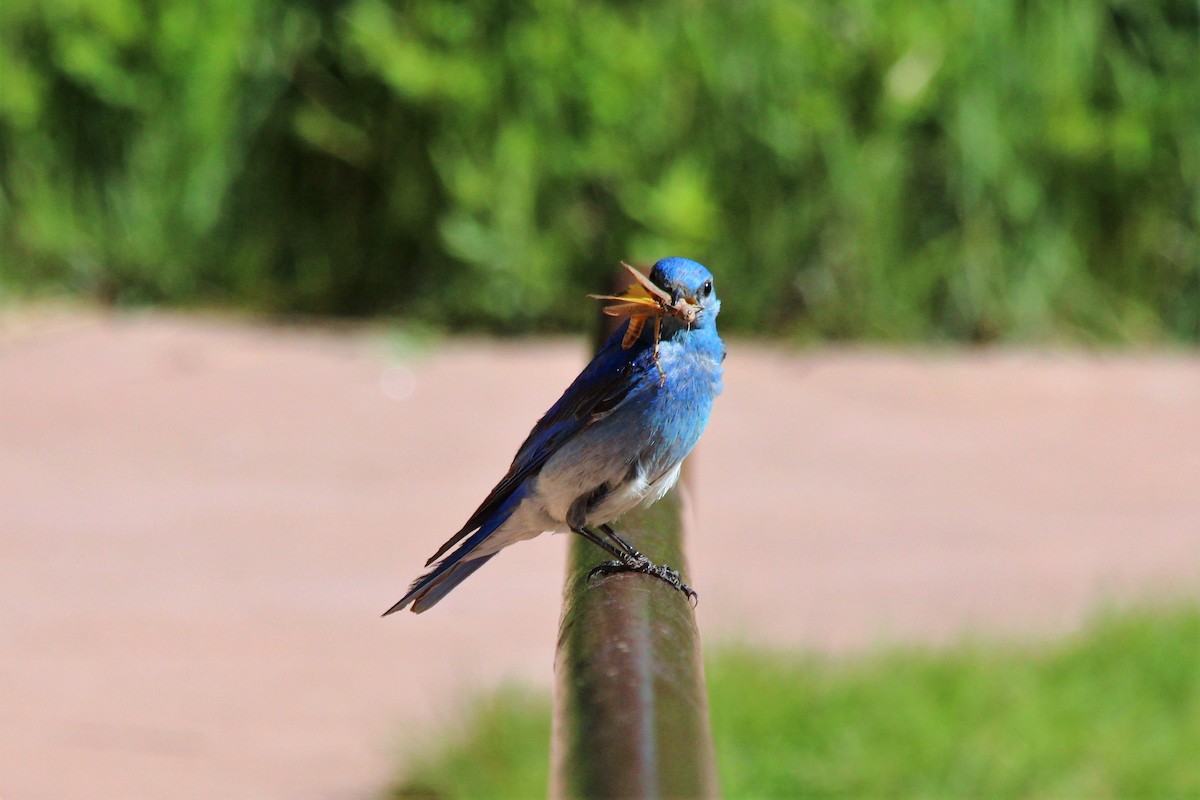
<box><xmin>423</xmin><ymin>324</ymin><xmax>649</xmax><ymax>565</ymax></box>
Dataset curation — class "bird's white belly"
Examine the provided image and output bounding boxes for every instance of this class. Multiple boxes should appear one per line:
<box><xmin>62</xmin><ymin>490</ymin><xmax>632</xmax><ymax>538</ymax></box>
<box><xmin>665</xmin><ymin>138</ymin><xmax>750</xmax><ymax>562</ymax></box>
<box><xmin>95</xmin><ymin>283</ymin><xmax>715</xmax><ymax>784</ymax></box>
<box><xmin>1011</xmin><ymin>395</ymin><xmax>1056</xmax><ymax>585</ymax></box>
<box><xmin>537</xmin><ymin>457</ymin><xmax>683</xmax><ymax>527</ymax></box>
<box><xmin>467</xmin><ymin>459</ymin><xmax>684</xmax><ymax>560</ymax></box>
<box><xmin>589</xmin><ymin>461</ymin><xmax>682</xmax><ymax>523</ymax></box>
<box><xmin>533</xmin><ymin>454</ymin><xmax>629</xmax><ymax>525</ymax></box>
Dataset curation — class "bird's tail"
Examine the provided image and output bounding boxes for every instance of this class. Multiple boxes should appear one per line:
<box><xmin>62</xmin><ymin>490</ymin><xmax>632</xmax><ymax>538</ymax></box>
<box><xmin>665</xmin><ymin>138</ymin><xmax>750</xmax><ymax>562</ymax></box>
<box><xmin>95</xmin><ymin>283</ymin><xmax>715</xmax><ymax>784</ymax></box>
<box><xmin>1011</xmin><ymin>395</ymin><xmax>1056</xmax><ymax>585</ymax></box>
<box><xmin>383</xmin><ymin>490</ymin><xmax>524</xmax><ymax>615</ymax></box>
<box><xmin>385</xmin><ymin>553</ymin><xmax>496</xmax><ymax>615</ymax></box>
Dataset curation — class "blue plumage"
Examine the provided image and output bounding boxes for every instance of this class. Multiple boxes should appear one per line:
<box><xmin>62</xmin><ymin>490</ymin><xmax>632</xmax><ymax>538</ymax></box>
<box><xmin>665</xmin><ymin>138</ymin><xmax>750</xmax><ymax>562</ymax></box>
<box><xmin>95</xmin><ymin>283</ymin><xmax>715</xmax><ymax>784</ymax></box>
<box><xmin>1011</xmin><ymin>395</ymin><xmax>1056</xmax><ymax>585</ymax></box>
<box><xmin>385</xmin><ymin>257</ymin><xmax>724</xmax><ymax>615</ymax></box>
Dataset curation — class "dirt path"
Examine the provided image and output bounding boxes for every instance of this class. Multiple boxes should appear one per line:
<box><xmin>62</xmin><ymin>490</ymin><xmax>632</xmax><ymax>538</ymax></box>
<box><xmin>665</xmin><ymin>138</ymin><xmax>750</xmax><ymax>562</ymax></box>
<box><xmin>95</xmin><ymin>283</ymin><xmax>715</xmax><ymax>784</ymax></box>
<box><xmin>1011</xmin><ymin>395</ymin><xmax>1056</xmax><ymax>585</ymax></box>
<box><xmin>2</xmin><ymin>309</ymin><xmax>1198</xmax><ymax>798</ymax></box>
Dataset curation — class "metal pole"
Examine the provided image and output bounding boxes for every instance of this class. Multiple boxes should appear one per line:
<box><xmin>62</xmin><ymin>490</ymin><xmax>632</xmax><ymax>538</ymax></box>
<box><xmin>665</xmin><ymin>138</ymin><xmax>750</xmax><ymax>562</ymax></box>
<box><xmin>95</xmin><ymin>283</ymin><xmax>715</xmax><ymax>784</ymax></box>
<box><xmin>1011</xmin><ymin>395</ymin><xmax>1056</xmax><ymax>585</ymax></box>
<box><xmin>549</xmin><ymin>268</ymin><xmax>719</xmax><ymax>799</ymax></box>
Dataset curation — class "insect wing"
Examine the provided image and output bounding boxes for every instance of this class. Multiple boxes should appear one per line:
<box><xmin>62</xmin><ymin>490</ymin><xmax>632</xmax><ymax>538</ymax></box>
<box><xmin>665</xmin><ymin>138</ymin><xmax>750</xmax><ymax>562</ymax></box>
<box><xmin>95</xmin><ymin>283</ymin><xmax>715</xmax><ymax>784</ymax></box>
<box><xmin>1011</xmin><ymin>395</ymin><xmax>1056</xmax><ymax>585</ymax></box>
<box><xmin>620</xmin><ymin>261</ymin><xmax>672</xmax><ymax>305</ymax></box>
<box><xmin>599</xmin><ymin>301</ymin><xmax>665</xmax><ymax>318</ymax></box>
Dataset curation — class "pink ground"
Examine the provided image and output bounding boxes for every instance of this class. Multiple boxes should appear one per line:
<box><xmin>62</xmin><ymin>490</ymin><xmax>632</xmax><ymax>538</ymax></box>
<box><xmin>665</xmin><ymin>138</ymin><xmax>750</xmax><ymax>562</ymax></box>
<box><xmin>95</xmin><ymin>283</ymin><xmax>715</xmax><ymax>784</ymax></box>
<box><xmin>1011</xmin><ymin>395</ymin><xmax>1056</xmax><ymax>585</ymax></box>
<box><xmin>2</xmin><ymin>308</ymin><xmax>1198</xmax><ymax>798</ymax></box>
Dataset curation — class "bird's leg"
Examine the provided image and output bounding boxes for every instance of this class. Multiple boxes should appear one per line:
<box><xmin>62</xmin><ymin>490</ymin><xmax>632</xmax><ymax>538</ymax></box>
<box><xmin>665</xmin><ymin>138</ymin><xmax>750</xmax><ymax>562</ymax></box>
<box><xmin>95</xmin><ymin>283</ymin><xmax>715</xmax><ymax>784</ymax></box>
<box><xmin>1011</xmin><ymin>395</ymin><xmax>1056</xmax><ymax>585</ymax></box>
<box><xmin>567</xmin><ymin>495</ymin><xmax>695</xmax><ymax>600</ymax></box>
<box><xmin>567</xmin><ymin>494</ymin><xmax>637</xmax><ymax>564</ymax></box>
<box><xmin>595</xmin><ymin>522</ymin><xmax>645</xmax><ymax>561</ymax></box>
<box><xmin>569</xmin><ymin>524</ymin><xmax>637</xmax><ymax>565</ymax></box>
<box><xmin>582</xmin><ymin>523</ymin><xmax>697</xmax><ymax>602</ymax></box>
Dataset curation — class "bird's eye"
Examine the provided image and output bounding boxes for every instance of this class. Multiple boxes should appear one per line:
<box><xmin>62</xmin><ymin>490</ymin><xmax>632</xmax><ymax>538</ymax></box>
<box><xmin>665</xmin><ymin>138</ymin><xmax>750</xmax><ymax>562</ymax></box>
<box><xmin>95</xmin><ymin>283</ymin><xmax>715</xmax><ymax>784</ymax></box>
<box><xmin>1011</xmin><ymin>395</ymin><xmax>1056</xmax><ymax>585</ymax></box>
<box><xmin>701</xmin><ymin>279</ymin><xmax>713</xmax><ymax>298</ymax></box>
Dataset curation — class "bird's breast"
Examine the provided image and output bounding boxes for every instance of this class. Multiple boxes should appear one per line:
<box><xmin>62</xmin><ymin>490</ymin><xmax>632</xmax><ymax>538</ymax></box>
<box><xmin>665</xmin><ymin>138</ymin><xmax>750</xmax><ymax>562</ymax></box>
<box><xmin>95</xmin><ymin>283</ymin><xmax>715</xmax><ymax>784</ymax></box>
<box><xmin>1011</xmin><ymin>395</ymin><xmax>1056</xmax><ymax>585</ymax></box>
<box><xmin>643</xmin><ymin>335</ymin><xmax>723</xmax><ymax>459</ymax></box>
<box><xmin>657</xmin><ymin>336</ymin><xmax>724</xmax><ymax>403</ymax></box>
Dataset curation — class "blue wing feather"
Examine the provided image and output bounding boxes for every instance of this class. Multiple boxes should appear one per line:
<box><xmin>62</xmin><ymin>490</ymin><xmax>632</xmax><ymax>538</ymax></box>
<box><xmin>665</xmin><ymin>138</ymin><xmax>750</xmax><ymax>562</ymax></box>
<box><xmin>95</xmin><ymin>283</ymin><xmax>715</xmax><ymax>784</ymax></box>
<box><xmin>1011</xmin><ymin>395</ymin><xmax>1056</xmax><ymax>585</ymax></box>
<box><xmin>421</xmin><ymin>321</ymin><xmax>651</xmax><ymax>567</ymax></box>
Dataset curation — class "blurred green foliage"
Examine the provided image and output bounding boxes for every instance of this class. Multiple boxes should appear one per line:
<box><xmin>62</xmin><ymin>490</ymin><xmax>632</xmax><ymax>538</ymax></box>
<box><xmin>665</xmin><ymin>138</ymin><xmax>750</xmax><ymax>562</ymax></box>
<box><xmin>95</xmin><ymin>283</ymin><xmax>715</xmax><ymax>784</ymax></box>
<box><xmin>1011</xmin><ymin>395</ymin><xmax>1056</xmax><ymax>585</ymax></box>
<box><xmin>389</xmin><ymin>603</ymin><xmax>1200</xmax><ymax>798</ymax></box>
<box><xmin>1</xmin><ymin>0</ymin><xmax>1197</xmax><ymax>339</ymax></box>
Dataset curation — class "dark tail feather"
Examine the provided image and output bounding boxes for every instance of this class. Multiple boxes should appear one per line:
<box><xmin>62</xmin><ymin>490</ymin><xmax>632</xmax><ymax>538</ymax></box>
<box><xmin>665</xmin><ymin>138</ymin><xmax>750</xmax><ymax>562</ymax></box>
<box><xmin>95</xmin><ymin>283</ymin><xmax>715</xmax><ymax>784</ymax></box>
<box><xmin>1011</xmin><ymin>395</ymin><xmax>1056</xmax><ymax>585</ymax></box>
<box><xmin>383</xmin><ymin>553</ymin><xmax>496</xmax><ymax>615</ymax></box>
<box><xmin>384</xmin><ymin>487</ymin><xmax>526</xmax><ymax>616</ymax></box>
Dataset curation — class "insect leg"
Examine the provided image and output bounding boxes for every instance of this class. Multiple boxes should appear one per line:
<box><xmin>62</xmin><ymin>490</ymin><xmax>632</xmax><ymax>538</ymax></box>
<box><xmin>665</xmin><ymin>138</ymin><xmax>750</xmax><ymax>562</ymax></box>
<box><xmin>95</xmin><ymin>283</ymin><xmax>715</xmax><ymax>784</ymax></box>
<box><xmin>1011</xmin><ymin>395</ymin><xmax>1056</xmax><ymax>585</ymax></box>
<box><xmin>653</xmin><ymin>315</ymin><xmax>666</xmax><ymax>386</ymax></box>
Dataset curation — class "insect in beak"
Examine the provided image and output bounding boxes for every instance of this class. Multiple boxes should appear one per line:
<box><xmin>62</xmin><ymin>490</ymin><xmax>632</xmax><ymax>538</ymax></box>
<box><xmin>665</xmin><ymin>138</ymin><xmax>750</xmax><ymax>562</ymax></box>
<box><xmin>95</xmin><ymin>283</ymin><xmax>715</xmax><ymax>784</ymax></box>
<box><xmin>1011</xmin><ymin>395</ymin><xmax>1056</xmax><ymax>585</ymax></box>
<box><xmin>589</xmin><ymin>262</ymin><xmax>697</xmax><ymax>386</ymax></box>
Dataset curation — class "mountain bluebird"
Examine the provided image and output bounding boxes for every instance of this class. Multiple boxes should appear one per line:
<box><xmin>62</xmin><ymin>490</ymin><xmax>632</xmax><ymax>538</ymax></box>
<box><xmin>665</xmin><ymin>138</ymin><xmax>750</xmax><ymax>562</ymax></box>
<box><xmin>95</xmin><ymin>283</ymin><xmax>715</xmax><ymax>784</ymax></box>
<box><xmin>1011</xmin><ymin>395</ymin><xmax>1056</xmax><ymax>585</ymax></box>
<box><xmin>384</xmin><ymin>257</ymin><xmax>724</xmax><ymax>614</ymax></box>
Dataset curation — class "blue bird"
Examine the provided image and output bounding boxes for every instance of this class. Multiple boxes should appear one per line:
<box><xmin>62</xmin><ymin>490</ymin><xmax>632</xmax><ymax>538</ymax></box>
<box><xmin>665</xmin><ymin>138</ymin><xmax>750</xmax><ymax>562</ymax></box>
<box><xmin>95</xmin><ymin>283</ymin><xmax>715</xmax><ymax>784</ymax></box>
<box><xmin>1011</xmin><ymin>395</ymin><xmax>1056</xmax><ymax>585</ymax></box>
<box><xmin>384</xmin><ymin>257</ymin><xmax>724</xmax><ymax>615</ymax></box>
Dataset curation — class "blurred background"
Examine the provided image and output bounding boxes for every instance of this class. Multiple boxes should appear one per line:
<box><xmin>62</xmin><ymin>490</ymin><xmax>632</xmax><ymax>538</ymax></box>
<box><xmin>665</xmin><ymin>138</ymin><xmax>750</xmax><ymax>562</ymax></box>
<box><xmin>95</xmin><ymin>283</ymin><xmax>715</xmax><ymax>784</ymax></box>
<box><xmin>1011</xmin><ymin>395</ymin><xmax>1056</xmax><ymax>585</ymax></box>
<box><xmin>1</xmin><ymin>0</ymin><xmax>1198</xmax><ymax>798</ymax></box>
<box><xmin>3</xmin><ymin>0</ymin><xmax>1199</xmax><ymax>340</ymax></box>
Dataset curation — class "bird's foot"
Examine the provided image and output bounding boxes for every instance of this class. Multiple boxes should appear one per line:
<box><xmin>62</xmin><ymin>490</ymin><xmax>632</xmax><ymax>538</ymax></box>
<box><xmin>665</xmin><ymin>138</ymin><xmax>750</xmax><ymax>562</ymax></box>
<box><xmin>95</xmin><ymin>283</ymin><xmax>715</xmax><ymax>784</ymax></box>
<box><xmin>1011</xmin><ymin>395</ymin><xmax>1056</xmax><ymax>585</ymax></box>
<box><xmin>587</xmin><ymin>558</ymin><xmax>698</xmax><ymax>604</ymax></box>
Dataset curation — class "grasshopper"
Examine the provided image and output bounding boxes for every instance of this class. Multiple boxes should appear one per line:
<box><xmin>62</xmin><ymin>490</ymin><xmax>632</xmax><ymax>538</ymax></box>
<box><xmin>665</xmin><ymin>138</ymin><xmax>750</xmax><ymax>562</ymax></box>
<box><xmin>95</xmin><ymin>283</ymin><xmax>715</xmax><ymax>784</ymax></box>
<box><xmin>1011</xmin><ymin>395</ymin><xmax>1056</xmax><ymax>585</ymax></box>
<box><xmin>589</xmin><ymin>261</ymin><xmax>700</xmax><ymax>386</ymax></box>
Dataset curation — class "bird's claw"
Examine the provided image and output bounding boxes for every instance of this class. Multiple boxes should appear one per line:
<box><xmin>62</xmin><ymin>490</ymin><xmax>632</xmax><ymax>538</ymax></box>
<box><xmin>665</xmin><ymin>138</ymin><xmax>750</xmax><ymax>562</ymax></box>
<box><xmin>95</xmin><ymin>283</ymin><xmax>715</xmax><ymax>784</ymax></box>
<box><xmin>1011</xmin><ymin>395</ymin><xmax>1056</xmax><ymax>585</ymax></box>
<box><xmin>586</xmin><ymin>558</ymin><xmax>698</xmax><ymax>603</ymax></box>
<box><xmin>649</xmin><ymin>564</ymin><xmax>699</xmax><ymax>605</ymax></box>
<box><xmin>586</xmin><ymin>560</ymin><xmax>625</xmax><ymax>583</ymax></box>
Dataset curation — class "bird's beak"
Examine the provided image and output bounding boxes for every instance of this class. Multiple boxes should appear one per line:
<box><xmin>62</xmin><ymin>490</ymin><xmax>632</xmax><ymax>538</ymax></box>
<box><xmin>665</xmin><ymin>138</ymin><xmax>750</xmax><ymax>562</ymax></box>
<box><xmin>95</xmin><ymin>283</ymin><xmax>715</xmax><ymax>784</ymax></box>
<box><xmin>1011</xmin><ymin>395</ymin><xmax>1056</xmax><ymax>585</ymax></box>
<box><xmin>677</xmin><ymin>294</ymin><xmax>701</xmax><ymax>324</ymax></box>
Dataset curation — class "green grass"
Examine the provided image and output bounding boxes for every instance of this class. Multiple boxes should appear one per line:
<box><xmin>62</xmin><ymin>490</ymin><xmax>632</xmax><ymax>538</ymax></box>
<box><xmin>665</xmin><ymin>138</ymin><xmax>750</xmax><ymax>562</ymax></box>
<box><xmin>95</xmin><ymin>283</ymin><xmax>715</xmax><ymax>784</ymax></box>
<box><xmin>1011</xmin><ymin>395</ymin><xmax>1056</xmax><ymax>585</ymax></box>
<box><xmin>391</xmin><ymin>686</ymin><xmax>553</xmax><ymax>800</ymax></box>
<box><xmin>389</xmin><ymin>604</ymin><xmax>1200</xmax><ymax>798</ymax></box>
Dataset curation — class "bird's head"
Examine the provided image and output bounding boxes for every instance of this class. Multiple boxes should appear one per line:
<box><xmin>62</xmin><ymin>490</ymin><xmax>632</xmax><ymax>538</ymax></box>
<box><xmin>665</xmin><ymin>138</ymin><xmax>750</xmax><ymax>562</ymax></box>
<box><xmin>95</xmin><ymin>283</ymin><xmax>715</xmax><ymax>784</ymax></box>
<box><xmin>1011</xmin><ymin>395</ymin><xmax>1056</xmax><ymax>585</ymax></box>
<box><xmin>588</xmin><ymin>257</ymin><xmax>721</xmax><ymax>339</ymax></box>
<box><xmin>648</xmin><ymin>257</ymin><xmax>720</xmax><ymax>328</ymax></box>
